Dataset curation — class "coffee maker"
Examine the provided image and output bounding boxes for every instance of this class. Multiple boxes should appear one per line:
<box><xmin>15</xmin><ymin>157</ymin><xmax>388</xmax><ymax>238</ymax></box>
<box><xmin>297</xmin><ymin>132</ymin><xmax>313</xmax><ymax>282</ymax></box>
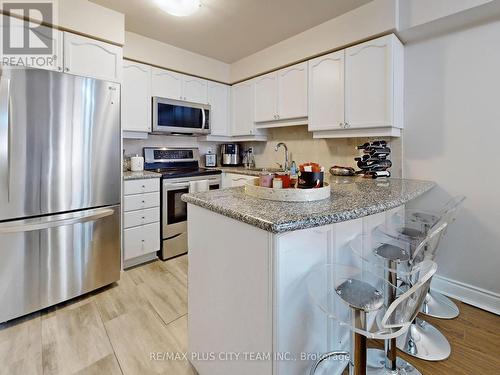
<box><xmin>220</xmin><ymin>143</ymin><xmax>241</xmax><ymax>166</ymax></box>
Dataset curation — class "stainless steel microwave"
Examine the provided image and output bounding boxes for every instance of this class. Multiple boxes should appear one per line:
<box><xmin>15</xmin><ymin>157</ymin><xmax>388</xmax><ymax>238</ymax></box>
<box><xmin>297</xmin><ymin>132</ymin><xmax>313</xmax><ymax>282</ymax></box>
<box><xmin>152</xmin><ymin>97</ymin><xmax>210</xmax><ymax>135</ymax></box>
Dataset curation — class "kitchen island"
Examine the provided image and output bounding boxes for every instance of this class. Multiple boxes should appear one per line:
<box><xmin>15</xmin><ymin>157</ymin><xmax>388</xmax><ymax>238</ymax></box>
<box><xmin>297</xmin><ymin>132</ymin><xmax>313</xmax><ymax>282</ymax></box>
<box><xmin>182</xmin><ymin>176</ymin><xmax>435</xmax><ymax>375</ymax></box>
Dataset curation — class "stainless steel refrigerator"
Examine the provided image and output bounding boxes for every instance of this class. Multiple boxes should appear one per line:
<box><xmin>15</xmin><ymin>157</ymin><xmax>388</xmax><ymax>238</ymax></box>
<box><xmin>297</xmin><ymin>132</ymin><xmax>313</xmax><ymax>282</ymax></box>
<box><xmin>0</xmin><ymin>68</ymin><xmax>121</xmax><ymax>323</ymax></box>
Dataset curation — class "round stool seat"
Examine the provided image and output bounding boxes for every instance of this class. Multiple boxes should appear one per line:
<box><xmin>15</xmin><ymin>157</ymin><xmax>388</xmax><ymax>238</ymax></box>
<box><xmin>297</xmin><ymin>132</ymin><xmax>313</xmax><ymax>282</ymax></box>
<box><xmin>336</xmin><ymin>279</ymin><xmax>384</xmax><ymax>312</ymax></box>
<box><xmin>373</xmin><ymin>244</ymin><xmax>410</xmax><ymax>262</ymax></box>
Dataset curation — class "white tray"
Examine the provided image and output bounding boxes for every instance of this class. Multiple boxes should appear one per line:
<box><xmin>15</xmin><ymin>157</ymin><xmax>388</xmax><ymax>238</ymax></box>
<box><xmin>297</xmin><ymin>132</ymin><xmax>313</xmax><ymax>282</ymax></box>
<box><xmin>244</xmin><ymin>178</ymin><xmax>331</xmax><ymax>202</ymax></box>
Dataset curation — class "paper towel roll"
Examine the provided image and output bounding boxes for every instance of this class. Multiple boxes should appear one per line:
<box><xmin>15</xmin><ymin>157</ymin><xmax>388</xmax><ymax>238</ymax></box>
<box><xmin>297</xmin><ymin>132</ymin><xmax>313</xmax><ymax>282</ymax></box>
<box><xmin>130</xmin><ymin>156</ymin><xmax>144</xmax><ymax>172</ymax></box>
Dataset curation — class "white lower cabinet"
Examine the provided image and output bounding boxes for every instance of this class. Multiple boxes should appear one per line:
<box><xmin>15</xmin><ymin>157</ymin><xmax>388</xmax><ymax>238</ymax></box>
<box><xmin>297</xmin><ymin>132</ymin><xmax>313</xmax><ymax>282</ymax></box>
<box><xmin>124</xmin><ymin>222</ymin><xmax>160</xmax><ymax>261</ymax></box>
<box><xmin>222</xmin><ymin>173</ymin><xmax>256</xmax><ymax>188</ymax></box>
<box><xmin>123</xmin><ymin>178</ymin><xmax>161</xmax><ymax>268</ymax></box>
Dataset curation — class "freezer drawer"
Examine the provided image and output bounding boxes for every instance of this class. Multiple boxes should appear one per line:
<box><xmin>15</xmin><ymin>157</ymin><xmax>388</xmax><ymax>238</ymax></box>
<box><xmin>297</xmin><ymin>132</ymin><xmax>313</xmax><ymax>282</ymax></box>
<box><xmin>0</xmin><ymin>205</ymin><xmax>121</xmax><ymax>323</ymax></box>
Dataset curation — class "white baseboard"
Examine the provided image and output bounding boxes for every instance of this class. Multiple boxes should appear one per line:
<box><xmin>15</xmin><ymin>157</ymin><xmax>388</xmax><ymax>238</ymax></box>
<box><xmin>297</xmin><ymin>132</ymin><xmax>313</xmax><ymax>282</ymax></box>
<box><xmin>431</xmin><ymin>275</ymin><xmax>500</xmax><ymax>315</ymax></box>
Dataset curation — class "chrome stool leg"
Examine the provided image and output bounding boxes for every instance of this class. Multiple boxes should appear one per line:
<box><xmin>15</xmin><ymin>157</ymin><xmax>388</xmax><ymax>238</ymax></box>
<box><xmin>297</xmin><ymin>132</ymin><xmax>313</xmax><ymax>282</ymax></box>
<box><xmin>420</xmin><ymin>290</ymin><xmax>459</xmax><ymax>319</ymax></box>
<box><xmin>366</xmin><ymin>246</ymin><xmax>421</xmax><ymax>374</ymax></box>
<box><xmin>396</xmin><ymin>317</ymin><xmax>451</xmax><ymax>361</ymax></box>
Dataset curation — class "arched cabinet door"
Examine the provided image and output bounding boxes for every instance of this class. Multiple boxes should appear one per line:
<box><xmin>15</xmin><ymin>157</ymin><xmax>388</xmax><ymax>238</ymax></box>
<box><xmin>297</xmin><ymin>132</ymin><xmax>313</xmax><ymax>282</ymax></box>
<box><xmin>63</xmin><ymin>32</ymin><xmax>122</xmax><ymax>83</ymax></box>
<box><xmin>183</xmin><ymin>76</ymin><xmax>208</xmax><ymax>104</ymax></box>
<box><xmin>122</xmin><ymin>61</ymin><xmax>152</xmax><ymax>132</ymax></box>
<box><xmin>151</xmin><ymin>67</ymin><xmax>183</xmax><ymax>100</ymax></box>
<box><xmin>308</xmin><ymin>51</ymin><xmax>345</xmax><ymax>131</ymax></box>
<box><xmin>254</xmin><ymin>72</ymin><xmax>278</xmax><ymax>122</ymax></box>
<box><xmin>231</xmin><ymin>80</ymin><xmax>255</xmax><ymax>136</ymax></box>
<box><xmin>345</xmin><ymin>35</ymin><xmax>395</xmax><ymax>129</ymax></box>
<box><xmin>278</xmin><ymin>62</ymin><xmax>308</xmax><ymax>120</ymax></box>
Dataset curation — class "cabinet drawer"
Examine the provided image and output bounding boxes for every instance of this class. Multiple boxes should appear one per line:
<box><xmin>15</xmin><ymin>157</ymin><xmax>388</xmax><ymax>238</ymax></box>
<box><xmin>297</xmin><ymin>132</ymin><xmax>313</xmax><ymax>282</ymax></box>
<box><xmin>124</xmin><ymin>222</ymin><xmax>160</xmax><ymax>261</ymax></box>
<box><xmin>124</xmin><ymin>192</ymin><xmax>159</xmax><ymax>212</ymax></box>
<box><xmin>124</xmin><ymin>207</ymin><xmax>160</xmax><ymax>229</ymax></box>
<box><xmin>124</xmin><ymin>178</ymin><xmax>159</xmax><ymax>195</ymax></box>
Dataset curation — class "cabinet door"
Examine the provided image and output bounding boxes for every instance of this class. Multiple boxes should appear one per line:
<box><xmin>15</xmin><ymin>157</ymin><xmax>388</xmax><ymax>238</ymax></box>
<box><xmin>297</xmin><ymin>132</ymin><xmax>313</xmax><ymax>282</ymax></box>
<box><xmin>122</xmin><ymin>61</ymin><xmax>152</xmax><ymax>132</ymax></box>
<box><xmin>63</xmin><ymin>32</ymin><xmax>122</xmax><ymax>82</ymax></box>
<box><xmin>231</xmin><ymin>80</ymin><xmax>255</xmax><ymax>136</ymax></box>
<box><xmin>0</xmin><ymin>17</ymin><xmax>63</xmax><ymax>72</ymax></box>
<box><xmin>208</xmin><ymin>82</ymin><xmax>230</xmax><ymax>136</ymax></box>
<box><xmin>183</xmin><ymin>76</ymin><xmax>208</xmax><ymax>104</ymax></box>
<box><xmin>254</xmin><ymin>72</ymin><xmax>278</xmax><ymax>122</ymax></box>
<box><xmin>308</xmin><ymin>51</ymin><xmax>345</xmax><ymax>131</ymax></box>
<box><xmin>278</xmin><ymin>62</ymin><xmax>308</xmax><ymax>120</ymax></box>
<box><xmin>151</xmin><ymin>67</ymin><xmax>183</xmax><ymax>100</ymax></box>
<box><xmin>345</xmin><ymin>35</ymin><xmax>394</xmax><ymax>128</ymax></box>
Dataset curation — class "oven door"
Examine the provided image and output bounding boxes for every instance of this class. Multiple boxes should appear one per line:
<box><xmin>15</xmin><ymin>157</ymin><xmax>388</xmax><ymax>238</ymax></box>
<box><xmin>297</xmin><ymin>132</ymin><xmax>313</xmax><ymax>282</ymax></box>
<box><xmin>163</xmin><ymin>179</ymin><xmax>220</xmax><ymax>238</ymax></box>
<box><xmin>152</xmin><ymin>97</ymin><xmax>210</xmax><ymax>135</ymax></box>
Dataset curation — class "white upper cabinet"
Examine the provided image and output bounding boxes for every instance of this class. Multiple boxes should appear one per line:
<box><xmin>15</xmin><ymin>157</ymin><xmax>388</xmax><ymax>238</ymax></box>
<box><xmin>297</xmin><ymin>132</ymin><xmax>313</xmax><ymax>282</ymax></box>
<box><xmin>183</xmin><ymin>76</ymin><xmax>208</xmax><ymax>104</ymax></box>
<box><xmin>63</xmin><ymin>32</ymin><xmax>122</xmax><ymax>83</ymax></box>
<box><xmin>122</xmin><ymin>61</ymin><xmax>152</xmax><ymax>133</ymax></box>
<box><xmin>151</xmin><ymin>67</ymin><xmax>208</xmax><ymax>104</ymax></box>
<box><xmin>308</xmin><ymin>52</ymin><xmax>345</xmax><ymax>131</ymax></box>
<box><xmin>208</xmin><ymin>82</ymin><xmax>231</xmax><ymax>136</ymax></box>
<box><xmin>345</xmin><ymin>34</ymin><xmax>400</xmax><ymax>129</ymax></box>
<box><xmin>151</xmin><ymin>68</ymin><xmax>183</xmax><ymax>100</ymax></box>
<box><xmin>309</xmin><ymin>34</ymin><xmax>404</xmax><ymax>137</ymax></box>
<box><xmin>231</xmin><ymin>80</ymin><xmax>255</xmax><ymax>136</ymax></box>
<box><xmin>254</xmin><ymin>72</ymin><xmax>278</xmax><ymax>122</ymax></box>
<box><xmin>254</xmin><ymin>62</ymin><xmax>308</xmax><ymax>126</ymax></box>
<box><xmin>278</xmin><ymin>62</ymin><xmax>308</xmax><ymax>120</ymax></box>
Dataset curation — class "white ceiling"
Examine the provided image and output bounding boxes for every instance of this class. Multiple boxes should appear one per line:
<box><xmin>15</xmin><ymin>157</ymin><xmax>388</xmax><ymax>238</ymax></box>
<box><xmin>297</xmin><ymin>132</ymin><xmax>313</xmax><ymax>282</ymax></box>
<box><xmin>91</xmin><ymin>0</ymin><xmax>372</xmax><ymax>63</ymax></box>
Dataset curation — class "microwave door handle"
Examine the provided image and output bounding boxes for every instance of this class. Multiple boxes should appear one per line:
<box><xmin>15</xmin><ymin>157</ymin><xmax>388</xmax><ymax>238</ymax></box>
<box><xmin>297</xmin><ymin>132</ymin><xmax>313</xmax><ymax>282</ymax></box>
<box><xmin>0</xmin><ymin>76</ymin><xmax>11</xmax><ymax>201</ymax></box>
<box><xmin>201</xmin><ymin>108</ymin><xmax>206</xmax><ymax>130</ymax></box>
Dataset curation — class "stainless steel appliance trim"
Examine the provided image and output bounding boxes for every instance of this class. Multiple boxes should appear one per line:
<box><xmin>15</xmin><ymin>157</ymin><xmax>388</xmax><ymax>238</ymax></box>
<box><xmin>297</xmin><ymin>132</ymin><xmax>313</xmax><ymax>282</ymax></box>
<box><xmin>143</xmin><ymin>147</ymin><xmax>199</xmax><ymax>164</ymax></box>
<box><xmin>151</xmin><ymin>96</ymin><xmax>211</xmax><ymax>135</ymax></box>
<box><xmin>201</xmin><ymin>106</ymin><xmax>206</xmax><ymax>130</ymax></box>
<box><xmin>0</xmin><ymin>207</ymin><xmax>114</xmax><ymax>234</ymax></box>
<box><xmin>0</xmin><ymin>75</ymin><xmax>11</xmax><ymax>201</ymax></box>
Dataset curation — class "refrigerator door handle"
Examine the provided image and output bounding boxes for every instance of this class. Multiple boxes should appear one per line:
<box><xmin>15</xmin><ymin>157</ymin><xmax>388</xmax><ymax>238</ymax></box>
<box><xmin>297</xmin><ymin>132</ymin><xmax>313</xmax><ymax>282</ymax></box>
<box><xmin>0</xmin><ymin>207</ymin><xmax>115</xmax><ymax>234</ymax></box>
<box><xmin>0</xmin><ymin>76</ymin><xmax>11</xmax><ymax>201</ymax></box>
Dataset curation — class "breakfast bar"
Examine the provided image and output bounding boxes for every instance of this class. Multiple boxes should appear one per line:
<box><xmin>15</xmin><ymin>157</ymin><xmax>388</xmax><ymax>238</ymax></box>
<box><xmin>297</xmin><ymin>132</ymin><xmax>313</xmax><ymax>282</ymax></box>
<box><xmin>182</xmin><ymin>176</ymin><xmax>435</xmax><ymax>375</ymax></box>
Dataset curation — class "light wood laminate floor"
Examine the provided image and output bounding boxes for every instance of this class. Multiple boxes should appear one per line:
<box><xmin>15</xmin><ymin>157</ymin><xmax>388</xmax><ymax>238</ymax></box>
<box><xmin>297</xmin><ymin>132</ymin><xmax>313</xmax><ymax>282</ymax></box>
<box><xmin>1</xmin><ymin>255</ymin><xmax>499</xmax><ymax>375</ymax></box>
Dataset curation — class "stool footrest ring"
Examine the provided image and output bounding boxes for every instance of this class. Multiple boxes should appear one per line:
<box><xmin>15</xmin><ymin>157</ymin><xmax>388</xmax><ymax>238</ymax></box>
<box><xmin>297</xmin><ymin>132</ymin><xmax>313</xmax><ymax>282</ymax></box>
<box><xmin>309</xmin><ymin>350</ymin><xmax>350</xmax><ymax>375</ymax></box>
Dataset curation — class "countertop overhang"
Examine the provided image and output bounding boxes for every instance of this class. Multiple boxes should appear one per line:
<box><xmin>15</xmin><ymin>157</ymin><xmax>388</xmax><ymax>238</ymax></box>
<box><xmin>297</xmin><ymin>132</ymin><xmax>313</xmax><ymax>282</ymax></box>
<box><xmin>182</xmin><ymin>176</ymin><xmax>436</xmax><ymax>233</ymax></box>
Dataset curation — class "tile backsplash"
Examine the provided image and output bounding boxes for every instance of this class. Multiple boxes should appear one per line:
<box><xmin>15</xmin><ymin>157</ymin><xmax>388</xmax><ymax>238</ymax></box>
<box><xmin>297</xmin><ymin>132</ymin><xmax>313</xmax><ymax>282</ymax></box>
<box><xmin>243</xmin><ymin>126</ymin><xmax>402</xmax><ymax>177</ymax></box>
<box><xmin>123</xmin><ymin>126</ymin><xmax>403</xmax><ymax>177</ymax></box>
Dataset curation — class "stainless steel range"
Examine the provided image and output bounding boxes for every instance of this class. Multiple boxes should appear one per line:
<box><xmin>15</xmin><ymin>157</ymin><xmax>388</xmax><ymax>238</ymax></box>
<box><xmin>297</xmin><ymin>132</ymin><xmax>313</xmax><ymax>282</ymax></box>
<box><xmin>144</xmin><ymin>147</ymin><xmax>221</xmax><ymax>260</ymax></box>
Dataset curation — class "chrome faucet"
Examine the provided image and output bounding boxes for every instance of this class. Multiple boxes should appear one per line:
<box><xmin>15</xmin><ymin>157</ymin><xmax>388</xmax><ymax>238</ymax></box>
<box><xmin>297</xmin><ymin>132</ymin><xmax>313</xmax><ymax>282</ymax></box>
<box><xmin>275</xmin><ymin>142</ymin><xmax>289</xmax><ymax>171</ymax></box>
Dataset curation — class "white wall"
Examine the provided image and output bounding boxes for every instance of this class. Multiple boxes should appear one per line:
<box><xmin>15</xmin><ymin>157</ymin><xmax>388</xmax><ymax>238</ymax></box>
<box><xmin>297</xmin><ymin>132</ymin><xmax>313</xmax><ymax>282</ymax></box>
<box><xmin>398</xmin><ymin>0</ymin><xmax>493</xmax><ymax>29</ymax></box>
<box><xmin>230</xmin><ymin>0</ymin><xmax>397</xmax><ymax>82</ymax></box>
<box><xmin>59</xmin><ymin>0</ymin><xmax>124</xmax><ymax>45</ymax></box>
<box><xmin>124</xmin><ymin>32</ymin><xmax>231</xmax><ymax>83</ymax></box>
<box><xmin>404</xmin><ymin>19</ymin><xmax>500</xmax><ymax>312</ymax></box>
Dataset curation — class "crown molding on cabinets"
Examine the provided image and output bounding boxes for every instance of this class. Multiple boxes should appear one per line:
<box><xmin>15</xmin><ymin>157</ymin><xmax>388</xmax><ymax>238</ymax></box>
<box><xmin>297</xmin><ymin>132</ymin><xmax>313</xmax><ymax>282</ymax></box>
<box><xmin>123</xmin><ymin>57</ymin><xmax>230</xmax><ymax>86</ymax></box>
<box><xmin>0</xmin><ymin>10</ymin><xmax>124</xmax><ymax>47</ymax></box>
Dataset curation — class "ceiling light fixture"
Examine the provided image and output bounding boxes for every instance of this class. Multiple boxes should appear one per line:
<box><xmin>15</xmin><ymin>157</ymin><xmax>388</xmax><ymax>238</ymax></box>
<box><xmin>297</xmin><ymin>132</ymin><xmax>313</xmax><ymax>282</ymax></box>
<box><xmin>155</xmin><ymin>0</ymin><xmax>202</xmax><ymax>17</ymax></box>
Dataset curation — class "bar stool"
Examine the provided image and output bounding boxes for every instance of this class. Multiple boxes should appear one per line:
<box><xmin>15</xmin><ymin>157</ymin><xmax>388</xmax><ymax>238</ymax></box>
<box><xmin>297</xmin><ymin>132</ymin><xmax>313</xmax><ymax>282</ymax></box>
<box><xmin>391</xmin><ymin>196</ymin><xmax>466</xmax><ymax>319</ymax></box>
<box><xmin>374</xmin><ymin>217</ymin><xmax>452</xmax><ymax>362</ymax></box>
<box><xmin>306</xmin><ymin>258</ymin><xmax>438</xmax><ymax>375</ymax></box>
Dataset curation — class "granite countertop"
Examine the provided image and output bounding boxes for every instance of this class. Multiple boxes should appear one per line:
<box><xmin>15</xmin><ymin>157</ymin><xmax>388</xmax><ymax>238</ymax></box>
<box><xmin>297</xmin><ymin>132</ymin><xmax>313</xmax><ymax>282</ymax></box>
<box><xmin>182</xmin><ymin>176</ymin><xmax>436</xmax><ymax>233</ymax></box>
<box><xmin>123</xmin><ymin>171</ymin><xmax>162</xmax><ymax>180</ymax></box>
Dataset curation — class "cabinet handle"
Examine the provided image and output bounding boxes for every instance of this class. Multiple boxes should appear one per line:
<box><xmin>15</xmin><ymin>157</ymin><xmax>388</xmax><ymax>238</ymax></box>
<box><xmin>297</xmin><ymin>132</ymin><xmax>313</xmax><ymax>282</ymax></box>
<box><xmin>57</xmin><ymin>66</ymin><xmax>62</xmax><ymax>71</ymax></box>
<box><xmin>339</xmin><ymin>122</ymin><xmax>344</xmax><ymax>128</ymax></box>
<box><xmin>64</xmin><ymin>67</ymin><xmax>69</xmax><ymax>72</ymax></box>
<box><xmin>142</xmin><ymin>185</ymin><xmax>145</xmax><ymax>188</ymax></box>
<box><xmin>142</xmin><ymin>217</ymin><xmax>145</xmax><ymax>219</ymax></box>
<box><xmin>141</xmin><ymin>200</ymin><xmax>145</xmax><ymax>203</ymax></box>
<box><xmin>277</xmin><ymin>115</ymin><xmax>280</xmax><ymax>119</ymax></box>
<box><xmin>179</xmin><ymin>96</ymin><xmax>182</xmax><ymax>100</ymax></box>
<box><xmin>345</xmin><ymin>122</ymin><xmax>350</xmax><ymax>128</ymax></box>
